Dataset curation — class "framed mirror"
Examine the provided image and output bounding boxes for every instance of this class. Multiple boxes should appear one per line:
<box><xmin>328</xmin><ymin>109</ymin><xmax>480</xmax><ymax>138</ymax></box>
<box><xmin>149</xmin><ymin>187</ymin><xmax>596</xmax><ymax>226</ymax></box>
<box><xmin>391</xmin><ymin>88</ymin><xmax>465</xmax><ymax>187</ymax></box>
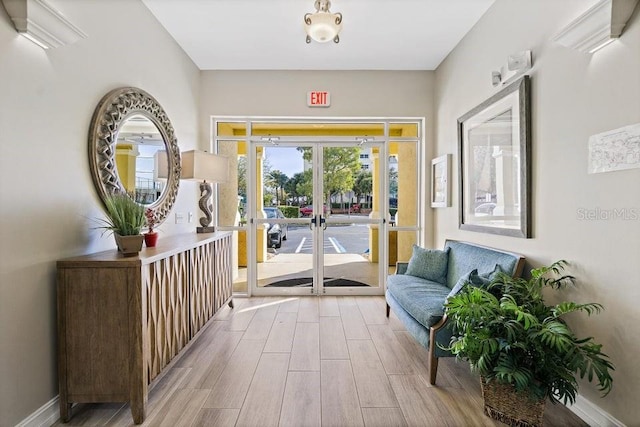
<box><xmin>89</xmin><ymin>87</ymin><xmax>181</xmax><ymax>225</ymax></box>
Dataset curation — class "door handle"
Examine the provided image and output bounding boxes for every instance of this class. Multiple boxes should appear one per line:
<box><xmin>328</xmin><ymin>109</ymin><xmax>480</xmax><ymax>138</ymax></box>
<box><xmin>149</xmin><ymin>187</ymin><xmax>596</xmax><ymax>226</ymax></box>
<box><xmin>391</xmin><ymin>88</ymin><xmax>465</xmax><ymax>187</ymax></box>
<box><xmin>310</xmin><ymin>215</ymin><xmax>317</xmax><ymax>230</ymax></box>
<box><xmin>320</xmin><ymin>216</ymin><xmax>327</xmax><ymax>230</ymax></box>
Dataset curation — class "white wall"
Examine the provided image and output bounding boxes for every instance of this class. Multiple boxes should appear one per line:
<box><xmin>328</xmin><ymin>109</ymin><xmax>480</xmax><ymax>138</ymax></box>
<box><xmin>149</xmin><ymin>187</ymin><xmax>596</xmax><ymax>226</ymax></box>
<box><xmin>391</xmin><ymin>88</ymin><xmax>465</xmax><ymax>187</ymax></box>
<box><xmin>199</xmin><ymin>69</ymin><xmax>436</xmax><ymax>239</ymax></box>
<box><xmin>3</xmin><ymin>0</ymin><xmax>636</xmax><ymax>424</ymax></box>
<box><xmin>0</xmin><ymin>1</ymin><xmax>201</xmax><ymax>425</ymax></box>
<box><xmin>434</xmin><ymin>0</ymin><xmax>640</xmax><ymax>424</ymax></box>
<box><xmin>199</xmin><ymin>70</ymin><xmax>434</xmax><ymax>119</ymax></box>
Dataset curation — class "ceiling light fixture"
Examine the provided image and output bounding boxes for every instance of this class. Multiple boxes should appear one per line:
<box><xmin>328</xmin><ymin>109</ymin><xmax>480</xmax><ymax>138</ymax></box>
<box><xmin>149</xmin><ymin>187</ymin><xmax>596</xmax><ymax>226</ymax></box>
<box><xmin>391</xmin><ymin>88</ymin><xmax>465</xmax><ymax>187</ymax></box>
<box><xmin>304</xmin><ymin>0</ymin><xmax>343</xmax><ymax>44</ymax></box>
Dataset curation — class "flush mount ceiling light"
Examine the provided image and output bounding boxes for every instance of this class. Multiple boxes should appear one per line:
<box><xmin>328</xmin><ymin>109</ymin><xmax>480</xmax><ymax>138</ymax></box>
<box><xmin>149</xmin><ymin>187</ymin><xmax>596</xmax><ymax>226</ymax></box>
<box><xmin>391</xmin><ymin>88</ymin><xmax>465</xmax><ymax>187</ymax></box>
<box><xmin>304</xmin><ymin>0</ymin><xmax>343</xmax><ymax>44</ymax></box>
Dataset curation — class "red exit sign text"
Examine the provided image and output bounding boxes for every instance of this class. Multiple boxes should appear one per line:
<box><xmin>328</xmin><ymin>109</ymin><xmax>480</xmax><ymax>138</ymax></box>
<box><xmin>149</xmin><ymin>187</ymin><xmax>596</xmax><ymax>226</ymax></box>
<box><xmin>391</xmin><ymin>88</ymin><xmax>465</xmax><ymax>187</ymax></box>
<box><xmin>307</xmin><ymin>91</ymin><xmax>331</xmax><ymax>107</ymax></box>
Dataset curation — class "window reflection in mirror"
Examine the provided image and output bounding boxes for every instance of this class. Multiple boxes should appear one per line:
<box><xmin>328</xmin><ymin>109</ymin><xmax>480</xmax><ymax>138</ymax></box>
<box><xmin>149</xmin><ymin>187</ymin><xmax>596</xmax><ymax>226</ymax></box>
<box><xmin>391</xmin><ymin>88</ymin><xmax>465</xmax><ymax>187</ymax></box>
<box><xmin>467</xmin><ymin>109</ymin><xmax>521</xmax><ymax>227</ymax></box>
<box><xmin>115</xmin><ymin>114</ymin><xmax>167</xmax><ymax>205</ymax></box>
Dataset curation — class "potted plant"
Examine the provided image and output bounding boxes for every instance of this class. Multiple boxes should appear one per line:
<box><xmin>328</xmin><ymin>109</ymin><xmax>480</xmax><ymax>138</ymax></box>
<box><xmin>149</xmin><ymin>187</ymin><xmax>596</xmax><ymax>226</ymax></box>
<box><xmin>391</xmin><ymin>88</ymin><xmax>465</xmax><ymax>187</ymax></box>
<box><xmin>95</xmin><ymin>192</ymin><xmax>146</xmax><ymax>256</ymax></box>
<box><xmin>444</xmin><ymin>261</ymin><xmax>614</xmax><ymax>427</ymax></box>
<box><xmin>144</xmin><ymin>208</ymin><xmax>159</xmax><ymax>247</ymax></box>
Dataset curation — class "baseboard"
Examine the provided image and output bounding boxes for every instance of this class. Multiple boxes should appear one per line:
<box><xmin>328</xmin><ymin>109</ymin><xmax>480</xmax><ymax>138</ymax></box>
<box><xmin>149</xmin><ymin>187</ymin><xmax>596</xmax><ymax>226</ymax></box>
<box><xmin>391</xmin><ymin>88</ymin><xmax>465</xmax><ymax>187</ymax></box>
<box><xmin>15</xmin><ymin>396</ymin><xmax>59</xmax><ymax>427</ymax></box>
<box><xmin>568</xmin><ymin>394</ymin><xmax>625</xmax><ymax>427</ymax></box>
<box><xmin>13</xmin><ymin>390</ymin><xmax>624</xmax><ymax>427</ymax></box>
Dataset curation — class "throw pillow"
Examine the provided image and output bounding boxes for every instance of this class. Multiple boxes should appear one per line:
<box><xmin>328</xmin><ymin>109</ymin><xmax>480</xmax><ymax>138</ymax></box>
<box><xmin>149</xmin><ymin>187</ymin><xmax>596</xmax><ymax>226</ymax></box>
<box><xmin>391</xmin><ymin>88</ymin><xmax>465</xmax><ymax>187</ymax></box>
<box><xmin>405</xmin><ymin>245</ymin><xmax>450</xmax><ymax>284</ymax></box>
<box><xmin>447</xmin><ymin>269</ymin><xmax>477</xmax><ymax>300</ymax></box>
<box><xmin>487</xmin><ymin>263</ymin><xmax>506</xmax><ymax>281</ymax></box>
<box><xmin>470</xmin><ymin>270</ymin><xmax>492</xmax><ymax>287</ymax></box>
<box><xmin>447</xmin><ymin>266</ymin><xmax>505</xmax><ymax>301</ymax></box>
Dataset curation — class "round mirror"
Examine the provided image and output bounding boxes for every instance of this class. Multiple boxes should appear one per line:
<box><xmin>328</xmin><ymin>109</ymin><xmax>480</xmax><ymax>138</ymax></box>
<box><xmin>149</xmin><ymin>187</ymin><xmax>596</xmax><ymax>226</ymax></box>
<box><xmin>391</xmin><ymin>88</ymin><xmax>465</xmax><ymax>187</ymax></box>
<box><xmin>89</xmin><ymin>87</ymin><xmax>180</xmax><ymax>225</ymax></box>
<box><xmin>116</xmin><ymin>114</ymin><xmax>167</xmax><ymax>205</ymax></box>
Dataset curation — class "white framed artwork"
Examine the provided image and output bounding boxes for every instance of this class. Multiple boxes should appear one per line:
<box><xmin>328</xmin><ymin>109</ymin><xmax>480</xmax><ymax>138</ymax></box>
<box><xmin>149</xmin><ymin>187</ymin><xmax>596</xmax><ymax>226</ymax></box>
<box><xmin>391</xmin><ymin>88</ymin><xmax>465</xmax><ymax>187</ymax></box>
<box><xmin>588</xmin><ymin>123</ymin><xmax>640</xmax><ymax>174</ymax></box>
<box><xmin>431</xmin><ymin>154</ymin><xmax>451</xmax><ymax>208</ymax></box>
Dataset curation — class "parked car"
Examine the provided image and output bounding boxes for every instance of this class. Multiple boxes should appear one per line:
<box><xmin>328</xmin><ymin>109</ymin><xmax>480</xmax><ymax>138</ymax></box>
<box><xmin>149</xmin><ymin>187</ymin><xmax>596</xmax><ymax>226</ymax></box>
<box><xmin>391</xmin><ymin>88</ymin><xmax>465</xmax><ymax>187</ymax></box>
<box><xmin>263</xmin><ymin>207</ymin><xmax>288</xmax><ymax>248</ymax></box>
<box><xmin>299</xmin><ymin>204</ymin><xmax>328</xmax><ymax>217</ymax></box>
<box><xmin>474</xmin><ymin>202</ymin><xmax>496</xmax><ymax>216</ymax></box>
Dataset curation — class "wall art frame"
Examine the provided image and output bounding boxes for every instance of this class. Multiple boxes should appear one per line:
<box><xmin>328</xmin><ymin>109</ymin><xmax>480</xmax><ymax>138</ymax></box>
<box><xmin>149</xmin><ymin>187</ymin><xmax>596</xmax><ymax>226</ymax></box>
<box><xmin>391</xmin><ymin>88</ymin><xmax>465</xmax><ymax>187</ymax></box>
<box><xmin>458</xmin><ymin>75</ymin><xmax>531</xmax><ymax>238</ymax></box>
<box><xmin>431</xmin><ymin>154</ymin><xmax>451</xmax><ymax>208</ymax></box>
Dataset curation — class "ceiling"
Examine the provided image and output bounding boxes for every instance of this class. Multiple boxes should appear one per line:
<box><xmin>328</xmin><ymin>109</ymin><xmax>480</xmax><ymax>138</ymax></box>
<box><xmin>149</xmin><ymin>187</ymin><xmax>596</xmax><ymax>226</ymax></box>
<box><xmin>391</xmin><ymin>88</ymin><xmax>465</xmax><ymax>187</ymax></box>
<box><xmin>141</xmin><ymin>0</ymin><xmax>495</xmax><ymax>71</ymax></box>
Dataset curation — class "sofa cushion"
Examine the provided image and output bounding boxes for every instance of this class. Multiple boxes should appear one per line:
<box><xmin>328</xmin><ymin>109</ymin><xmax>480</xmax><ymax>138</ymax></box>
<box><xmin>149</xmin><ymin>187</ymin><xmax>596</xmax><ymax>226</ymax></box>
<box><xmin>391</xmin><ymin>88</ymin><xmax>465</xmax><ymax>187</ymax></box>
<box><xmin>447</xmin><ymin>269</ymin><xmax>477</xmax><ymax>300</ymax></box>
<box><xmin>444</xmin><ymin>240</ymin><xmax>520</xmax><ymax>289</ymax></box>
<box><xmin>405</xmin><ymin>245</ymin><xmax>449</xmax><ymax>284</ymax></box>
<box><xmin>446</xmin><ymin>267</ymin><xmax>502</xmax><ymax>300</ymax></box>
<box><xmin>387</xmin><ymin>274</ymin><xmax>451</xmax><ymax>329</ymax></box>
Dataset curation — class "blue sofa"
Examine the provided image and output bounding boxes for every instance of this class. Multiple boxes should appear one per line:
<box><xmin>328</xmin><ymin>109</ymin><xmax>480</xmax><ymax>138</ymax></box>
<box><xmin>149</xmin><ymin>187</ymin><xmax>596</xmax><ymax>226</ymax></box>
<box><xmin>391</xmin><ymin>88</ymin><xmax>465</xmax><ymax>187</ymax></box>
<box><xmin>385</xmin><ymin>240</ymin><xmax>525</xmax><ymax>384</ymax></box>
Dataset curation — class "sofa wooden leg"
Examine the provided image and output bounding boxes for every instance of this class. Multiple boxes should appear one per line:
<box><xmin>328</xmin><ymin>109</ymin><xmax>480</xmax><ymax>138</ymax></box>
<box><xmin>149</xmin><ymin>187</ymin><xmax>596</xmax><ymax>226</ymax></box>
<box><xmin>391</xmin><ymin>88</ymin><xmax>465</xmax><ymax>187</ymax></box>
<box><xmin>429</xmin><ymin>325</ymin><xmax>438</xmax><ymax>385</ymax></box>
<box><xmin>386</xmin><ymin>303</ymin><xmax>390</xmax><ymax>318</ymax></box>
<box><xmin>429</xmin><ymin>352</ymin><xmax>439</xmax><ymax>385</ymax></box>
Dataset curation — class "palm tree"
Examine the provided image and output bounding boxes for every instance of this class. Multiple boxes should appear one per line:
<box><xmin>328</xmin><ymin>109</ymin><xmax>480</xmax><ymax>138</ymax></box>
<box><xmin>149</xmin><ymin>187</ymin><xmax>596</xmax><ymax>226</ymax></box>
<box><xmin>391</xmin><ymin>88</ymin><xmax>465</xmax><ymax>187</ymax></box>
<box><xmin>266</xmin><ymin>170</ymin><xmax>289</xmax><ymax>206</ymax></box>
<box><xmin>353</xmin><ymin>170</ymin><xmax>372</xmax><ymax>208</ymax></box>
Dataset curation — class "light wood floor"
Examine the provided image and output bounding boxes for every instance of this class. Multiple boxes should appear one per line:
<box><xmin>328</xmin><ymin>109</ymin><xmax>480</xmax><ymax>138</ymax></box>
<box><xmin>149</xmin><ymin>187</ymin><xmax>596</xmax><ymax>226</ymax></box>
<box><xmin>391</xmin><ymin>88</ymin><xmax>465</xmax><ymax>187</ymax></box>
<box><xmin>56</xmin><ymin>296</ymin><xmax>587</xmax><ymax>427</ymax></box>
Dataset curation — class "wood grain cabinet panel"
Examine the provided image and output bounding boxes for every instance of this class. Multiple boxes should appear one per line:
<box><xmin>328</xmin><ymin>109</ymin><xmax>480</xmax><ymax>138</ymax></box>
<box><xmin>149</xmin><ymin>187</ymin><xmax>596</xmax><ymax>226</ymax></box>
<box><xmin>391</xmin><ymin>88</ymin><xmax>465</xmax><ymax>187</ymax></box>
<box><xmin>57</xmin><ymin>232</ymin><xmax>233</xmax><ymax>424</ymax></box>
<box><xmin>145</xmin><ymin>251</ymin><xmax>190</xmax><ymax>382</ymax></box>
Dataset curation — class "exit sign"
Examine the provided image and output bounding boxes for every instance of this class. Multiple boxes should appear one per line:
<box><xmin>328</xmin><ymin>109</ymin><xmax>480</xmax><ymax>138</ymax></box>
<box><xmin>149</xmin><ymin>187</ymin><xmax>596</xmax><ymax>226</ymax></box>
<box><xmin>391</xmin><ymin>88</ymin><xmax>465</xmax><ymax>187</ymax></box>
<box><xmin>307</xmin><ymin>91</ymin><xmax>330</xmax><ymax>107</ymax></box>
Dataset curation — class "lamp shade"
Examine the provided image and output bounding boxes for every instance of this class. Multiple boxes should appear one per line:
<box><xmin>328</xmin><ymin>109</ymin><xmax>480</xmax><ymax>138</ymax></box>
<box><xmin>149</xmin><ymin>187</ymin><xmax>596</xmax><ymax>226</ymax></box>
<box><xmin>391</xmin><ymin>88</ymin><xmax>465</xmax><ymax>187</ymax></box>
<box><xmin>181</xmin><ymin>150</ymin><xmax>229</xmax><ymax>183</ymax></box>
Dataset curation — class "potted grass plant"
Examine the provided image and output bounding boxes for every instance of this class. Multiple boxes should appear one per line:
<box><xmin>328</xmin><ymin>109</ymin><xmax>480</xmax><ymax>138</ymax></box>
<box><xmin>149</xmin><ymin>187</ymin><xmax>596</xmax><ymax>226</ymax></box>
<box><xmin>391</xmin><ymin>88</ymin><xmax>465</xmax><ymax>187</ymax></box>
<box><xmin>444</xmin><ymin>261</ymin><xmax>614</xmax><ymax>427</ymax></box>
<box><xmin>96</xmin><ymin>192</ymin><xmax>146</xmax><ymax>256</ymax></box>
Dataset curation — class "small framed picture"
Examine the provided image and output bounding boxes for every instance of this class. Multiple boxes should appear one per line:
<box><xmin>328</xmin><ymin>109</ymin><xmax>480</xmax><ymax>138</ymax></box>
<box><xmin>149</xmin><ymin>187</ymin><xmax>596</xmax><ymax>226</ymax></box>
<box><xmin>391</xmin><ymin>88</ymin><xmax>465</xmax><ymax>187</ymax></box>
<box><xmin>431</xmin><ymin>154</ymin><xmax>451</xmax><ymax>208</ymax></box>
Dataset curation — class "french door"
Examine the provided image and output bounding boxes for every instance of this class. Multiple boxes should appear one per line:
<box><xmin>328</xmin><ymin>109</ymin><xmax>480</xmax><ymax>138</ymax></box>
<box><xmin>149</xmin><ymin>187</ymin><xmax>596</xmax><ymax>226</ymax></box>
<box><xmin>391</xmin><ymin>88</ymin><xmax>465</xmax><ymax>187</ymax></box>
<box><xmin>249</xmin><ymin>141</ymin><xmax>387</xmax><ymax>296</ymax></box>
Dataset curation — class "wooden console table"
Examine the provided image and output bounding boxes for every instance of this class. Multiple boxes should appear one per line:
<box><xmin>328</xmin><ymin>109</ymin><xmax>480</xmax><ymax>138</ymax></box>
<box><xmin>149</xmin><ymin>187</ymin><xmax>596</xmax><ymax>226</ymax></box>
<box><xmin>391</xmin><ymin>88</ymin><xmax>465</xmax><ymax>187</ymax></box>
<box><xmin>56</xmin><ymin>232</ymin><xmax>233</xmax><ymax>424</ymax></box>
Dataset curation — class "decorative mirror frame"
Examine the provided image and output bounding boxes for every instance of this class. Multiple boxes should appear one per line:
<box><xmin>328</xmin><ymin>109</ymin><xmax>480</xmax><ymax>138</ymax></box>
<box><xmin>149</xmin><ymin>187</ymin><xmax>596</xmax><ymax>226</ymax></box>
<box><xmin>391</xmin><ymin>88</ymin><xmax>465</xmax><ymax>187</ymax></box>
<box><xmin>89</xmin><ymin>87</ymin><xmax>181</xmax><ymax>225</ymax></box>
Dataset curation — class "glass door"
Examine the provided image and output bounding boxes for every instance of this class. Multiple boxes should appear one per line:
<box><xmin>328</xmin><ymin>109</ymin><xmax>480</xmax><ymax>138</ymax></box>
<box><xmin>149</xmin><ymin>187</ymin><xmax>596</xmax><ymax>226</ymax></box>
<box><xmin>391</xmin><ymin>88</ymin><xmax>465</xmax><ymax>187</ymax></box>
<box><xmin>249</xmin><ymin>141</ymin><xmax>386</xmax><ymax>296</ymax></box>
<box><xmin>251</xmin><ymin>143</ymin><xmax>317</xmax><ymax>295</ymax></box>
<box><xmin>319</xmin><ymin>143</ymin><xmax>385</xmax><ymax>295</ymax></box>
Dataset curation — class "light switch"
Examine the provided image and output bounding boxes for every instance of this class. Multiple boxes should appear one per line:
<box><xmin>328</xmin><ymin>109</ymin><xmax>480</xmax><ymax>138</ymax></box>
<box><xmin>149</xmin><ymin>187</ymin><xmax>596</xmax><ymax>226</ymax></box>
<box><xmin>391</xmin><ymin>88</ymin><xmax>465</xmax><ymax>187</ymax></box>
<box><xmin>175</xmin><ymin>213</ymin><xmax>185</xmax><ymax>224</ymax></box>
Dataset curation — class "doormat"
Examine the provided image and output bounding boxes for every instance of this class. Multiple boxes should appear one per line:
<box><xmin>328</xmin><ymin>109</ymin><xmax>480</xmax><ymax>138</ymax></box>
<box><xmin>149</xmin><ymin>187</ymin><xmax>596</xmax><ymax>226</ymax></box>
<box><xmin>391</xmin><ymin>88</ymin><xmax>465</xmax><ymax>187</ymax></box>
<box><xmin>266</xmin><ymin>277</ymin><xmax>369</xmax><ymax>287</ymax></box>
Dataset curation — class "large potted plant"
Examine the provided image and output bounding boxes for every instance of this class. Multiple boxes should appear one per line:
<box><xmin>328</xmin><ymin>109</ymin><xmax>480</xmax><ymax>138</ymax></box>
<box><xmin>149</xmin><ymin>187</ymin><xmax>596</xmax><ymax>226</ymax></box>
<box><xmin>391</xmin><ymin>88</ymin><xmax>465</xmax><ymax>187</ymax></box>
<box><xmin>444</xmin><ymin>261</ymin><xmax>614</xmax><ymax>427</ymax></box>
<box><xmin>96</xmin><ymin>192</ymin><xmax>146</xmax><ymax>256</ymax></box>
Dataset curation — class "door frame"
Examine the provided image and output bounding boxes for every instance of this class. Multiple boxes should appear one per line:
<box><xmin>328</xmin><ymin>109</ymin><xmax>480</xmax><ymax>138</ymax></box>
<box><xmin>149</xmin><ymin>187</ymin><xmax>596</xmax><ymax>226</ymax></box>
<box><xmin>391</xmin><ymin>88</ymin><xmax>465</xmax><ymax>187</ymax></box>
<box><xmin>315</xmin><ymin>141</ymin><xmax>387</xmax><ymax>296</ymax></box>
<box><xmin>212</xmin><ymin>116</ymin><xmax>425</xmax><ymax>297</ymax></box>
<box><xmin>248</xmin><ymin>140</ymin><xmax>386</xmax><ymax>296</ymax></box>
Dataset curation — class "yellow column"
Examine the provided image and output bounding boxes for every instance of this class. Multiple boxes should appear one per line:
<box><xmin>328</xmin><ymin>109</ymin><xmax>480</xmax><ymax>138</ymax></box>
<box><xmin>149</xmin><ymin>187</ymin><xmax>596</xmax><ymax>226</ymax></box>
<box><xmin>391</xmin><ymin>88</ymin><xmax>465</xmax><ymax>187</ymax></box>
<box><xmin>256</xmin><ymin>146</ymin><xmax>267</xmax><ymax>263</ymax></box>
<box><xmin>368</xmin><ymin>149</ymin><xmax>380</xmax><ymax>263</ymax></box>
<box><xmin>397</xmin><ymin>142</ymin><xmax>418</xmax><ymax>262</ymax></box>
<box><xmin>218</xmin><ymin>143</ymin><xmax>241</xmax><ymax>277</ymax></box>
<box><xmin>236</xmin><ymin>142</ymin><xmax>248</xmax><ymax>268</ymax></box>
<box><xmin>388</xmin><ymin>144</ymin><xmax>399</xmax><ymax>266</ymax></box>
<box><xmin>115</xmin><ymin>144</ymin><xmax>138</xmax><ymax>193</ymax></box>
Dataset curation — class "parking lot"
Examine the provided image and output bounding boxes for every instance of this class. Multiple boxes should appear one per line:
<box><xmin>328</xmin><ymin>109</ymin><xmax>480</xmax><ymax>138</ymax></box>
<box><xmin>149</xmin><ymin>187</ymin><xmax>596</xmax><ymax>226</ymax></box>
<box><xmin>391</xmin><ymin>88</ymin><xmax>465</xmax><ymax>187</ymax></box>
<box><xmin>276</xmin><ymin>222</ymin><xmax>369</xmax><ymax>255</ymax></box>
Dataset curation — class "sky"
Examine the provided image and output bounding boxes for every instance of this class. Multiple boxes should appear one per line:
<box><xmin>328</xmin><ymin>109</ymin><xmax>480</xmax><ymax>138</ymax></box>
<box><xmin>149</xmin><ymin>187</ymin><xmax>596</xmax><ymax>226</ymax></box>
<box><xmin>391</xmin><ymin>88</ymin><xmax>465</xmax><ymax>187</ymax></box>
<box><xmin>264</xmin><ymin>146</ymin><xmax>306</xmax><ymax>178</ymax></box>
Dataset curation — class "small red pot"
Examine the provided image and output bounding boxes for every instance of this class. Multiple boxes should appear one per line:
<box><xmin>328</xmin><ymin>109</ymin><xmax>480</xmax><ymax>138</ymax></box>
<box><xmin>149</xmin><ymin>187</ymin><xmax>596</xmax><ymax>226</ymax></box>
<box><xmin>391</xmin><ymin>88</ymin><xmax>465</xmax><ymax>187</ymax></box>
<box><xmin>144</xmin><ymin>232</ymin><xmax>158</xmax><ymax>248</ymax></box>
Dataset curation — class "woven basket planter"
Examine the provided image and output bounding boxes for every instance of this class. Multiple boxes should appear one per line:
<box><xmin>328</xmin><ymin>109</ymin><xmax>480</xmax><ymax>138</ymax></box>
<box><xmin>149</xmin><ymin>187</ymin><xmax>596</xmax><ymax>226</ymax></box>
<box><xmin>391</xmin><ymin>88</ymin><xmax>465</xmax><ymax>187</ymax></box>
<box><xmin>481</xmin><ymin>377</ymin><xmax>546</xmax><ymax>427</ymax></box>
